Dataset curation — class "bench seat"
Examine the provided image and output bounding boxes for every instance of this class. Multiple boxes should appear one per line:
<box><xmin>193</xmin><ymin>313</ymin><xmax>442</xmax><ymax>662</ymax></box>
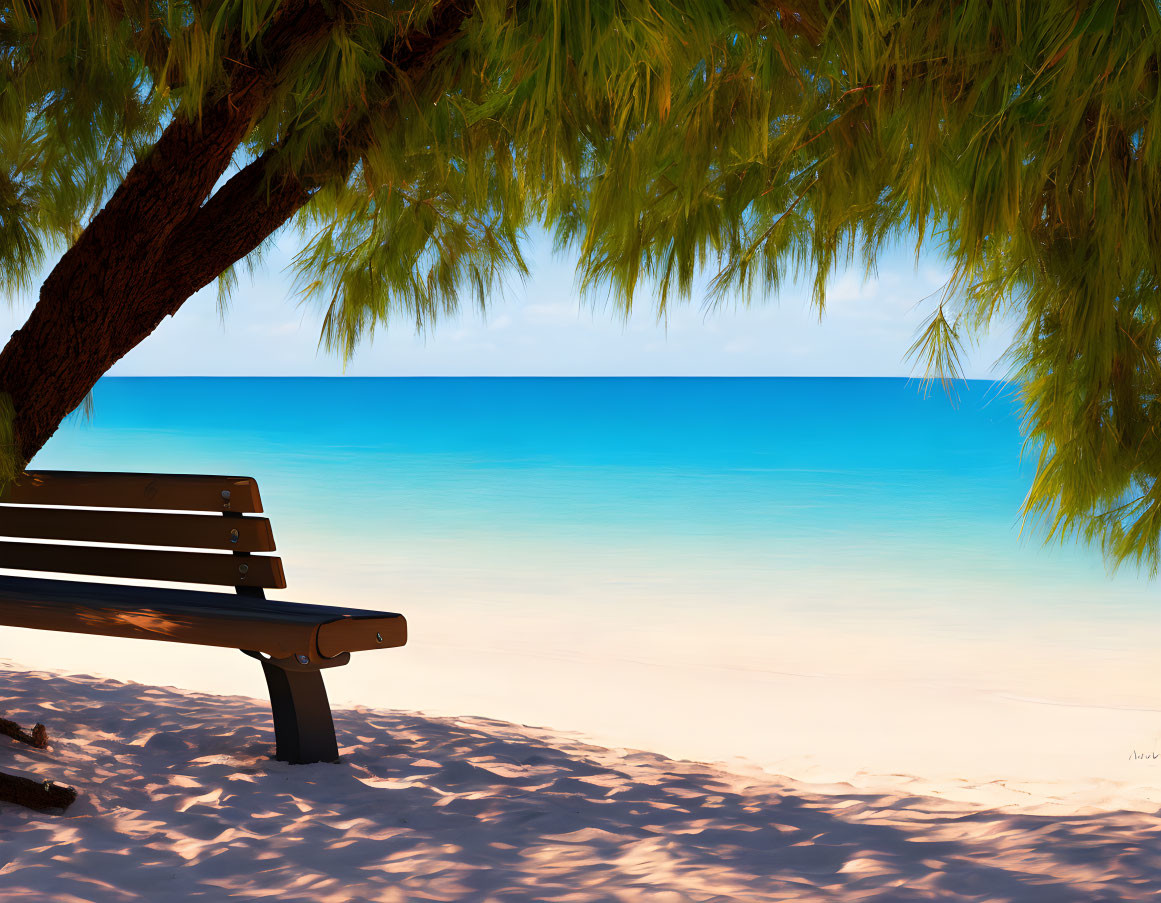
<box><xmin>0</xmin><ymin>573</ymin><xmax>408</xmax><ymax>659</ymax></box>
<box><xmin>0</xmin><ymin>470</ymin><xmax>408</xmax><ymax>765</ymax></box>
<box><xmin>0</xmin><ymin>574</ymin><xmax>406</xmax><ymax>663</ymax></box>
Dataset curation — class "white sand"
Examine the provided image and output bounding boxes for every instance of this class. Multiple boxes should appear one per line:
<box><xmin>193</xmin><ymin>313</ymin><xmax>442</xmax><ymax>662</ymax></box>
<box><xmin>2</xmin><ymin>662</ymin><xmax>1161</xmax><ymax>902</ymax></box>
<box><xmin>7</xmin><ymin>600</ymin><xmax>1161</xmax><ymax>818</ymax></box>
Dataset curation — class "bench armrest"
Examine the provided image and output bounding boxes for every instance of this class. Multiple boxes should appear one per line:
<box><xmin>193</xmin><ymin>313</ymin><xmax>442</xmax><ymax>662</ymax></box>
<box><xmin>317</xmin><ymin>614</ymin><xmax>406</xmax><ymax>659</ymax></box>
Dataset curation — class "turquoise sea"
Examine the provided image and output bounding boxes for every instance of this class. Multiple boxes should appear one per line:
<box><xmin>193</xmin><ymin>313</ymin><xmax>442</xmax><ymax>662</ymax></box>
<box><xmin>13</xmin><ymin>376</ymin><xmax>1161</xmax><ymax>788</ymax></box>
<box><xmin>33</xmin><ymin>376</ymin><xmax>1156</xmax><ymax>613</ymax></box>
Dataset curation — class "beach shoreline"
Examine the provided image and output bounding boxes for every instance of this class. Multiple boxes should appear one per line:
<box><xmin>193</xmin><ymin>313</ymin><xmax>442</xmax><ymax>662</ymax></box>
<box><xmin>5</xmin><ymin>627</ymin><xmax>1161</xmax><ymax>819</ymax></box>
<box><xmin>15</xmin><ymin>377</ymin><xmax>1161</xmax><ymax>818</ymax></box>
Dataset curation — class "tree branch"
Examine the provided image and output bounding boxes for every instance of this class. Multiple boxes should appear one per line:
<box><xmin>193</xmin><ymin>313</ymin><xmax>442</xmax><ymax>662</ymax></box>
<box><xmin>152</xmin><ymin>0</ymin><xmax>478</xmax><ymax>313</ymax></box>
<box><xmin>155</xmin><ymin>155</ymin><xmax>313</xmax><ymax>310</ymax></box>
<box><xmin>0</xmin><ymin>0</ymin><xmax>480</xmax><ymax>464</ymax></box>
<box><xmin>0</xmin><ymin>1</ymin><xmax>338</xmax><ymax>462</ymax></box>
<box><xmin>322</xmin><ymin>0</ymin><xmax>476</xmax><ymax>178</ymax></box>
<box><xmin>46</xmin><ymin>0</ymin><xmax>335</xmax><ymax>288</ymax></box>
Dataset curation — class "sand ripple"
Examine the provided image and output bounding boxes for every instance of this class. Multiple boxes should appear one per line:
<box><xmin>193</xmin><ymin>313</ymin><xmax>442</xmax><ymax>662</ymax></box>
<box><xmin>1</xmin><ymin>663</ymin><xmax>1159</xmax><ymax>902</ymax></box>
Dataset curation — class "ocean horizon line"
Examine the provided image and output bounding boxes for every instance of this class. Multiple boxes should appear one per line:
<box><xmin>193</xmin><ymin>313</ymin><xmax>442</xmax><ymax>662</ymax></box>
<box><xmin>96</xmin><ymin>374</ymin><xmax>1020</xmax><ymax>386</ymax></box>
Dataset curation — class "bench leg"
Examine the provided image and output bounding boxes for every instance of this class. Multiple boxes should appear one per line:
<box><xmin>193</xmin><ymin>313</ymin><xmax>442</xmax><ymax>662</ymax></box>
<box><xmin>259</xmin><ymin>660</ymin><xmax>340</xmax><ymax>765</ymax></box>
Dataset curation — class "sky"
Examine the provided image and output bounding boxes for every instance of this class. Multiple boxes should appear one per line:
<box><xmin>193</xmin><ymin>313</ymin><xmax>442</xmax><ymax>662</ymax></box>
<box><xmin>1</xmin><ymin>229</ymin><xmax>1017</xmax><ymax>378</ymax></box>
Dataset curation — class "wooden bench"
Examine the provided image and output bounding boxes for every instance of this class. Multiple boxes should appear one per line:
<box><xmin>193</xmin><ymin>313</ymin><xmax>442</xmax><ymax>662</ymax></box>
<box><xmin>0</xmin><ymin>471</ymin><xmax>406</xmax><ymax>765</ymax></box>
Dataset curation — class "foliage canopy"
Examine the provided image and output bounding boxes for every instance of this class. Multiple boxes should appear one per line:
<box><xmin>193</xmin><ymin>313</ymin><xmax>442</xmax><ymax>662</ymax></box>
<box><xmin>2</xmin><ymin>0</ymin><xmax>1161</xmax><ymax>570</ymax></box>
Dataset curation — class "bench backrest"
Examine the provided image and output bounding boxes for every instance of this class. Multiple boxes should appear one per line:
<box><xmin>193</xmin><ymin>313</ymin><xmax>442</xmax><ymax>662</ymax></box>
<box><xmin>0</xmin><ymin>471</ymin><xmax>286</xmax><ymax>591</ymax></box>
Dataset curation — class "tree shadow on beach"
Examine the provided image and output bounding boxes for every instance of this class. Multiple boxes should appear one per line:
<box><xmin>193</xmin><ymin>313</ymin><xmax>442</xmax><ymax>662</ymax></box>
<box><xmin>0</xmin><ymin>665</ymin><xmax>1158</xmax><ymax>902</ymax></box>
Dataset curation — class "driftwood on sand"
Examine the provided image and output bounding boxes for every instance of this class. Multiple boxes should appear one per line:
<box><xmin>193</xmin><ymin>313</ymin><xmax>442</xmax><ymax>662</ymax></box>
<box><xmin>0</xmin><ymin>717</ymin><xmax>76</xmax><ymax>813</ymax></box>
<box><xmin>0</xmin><ymin>771</ymin><xmax>77</xmax><ymax>812</ymax></box>
<box><xmin>0</xmin><ymin>716</ymin><xmax>48</xmax><ymax>749</ymax></box>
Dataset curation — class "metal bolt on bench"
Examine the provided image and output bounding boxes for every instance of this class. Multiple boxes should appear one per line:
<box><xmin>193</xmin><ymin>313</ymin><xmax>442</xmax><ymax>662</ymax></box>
<box><xmin>0</xmin><ymin>471</ymin><xmax>407</xmax><ymax>764</ymax></box>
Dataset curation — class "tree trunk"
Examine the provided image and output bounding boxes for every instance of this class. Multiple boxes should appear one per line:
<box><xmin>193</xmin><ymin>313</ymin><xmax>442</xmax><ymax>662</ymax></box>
<box><xmin>0</xmin><ymin>0</ymin><xmax>474</xmax><ymax>467</ymax></box>
<box><xmin>0</xmin><ymin>1</ymin><xmax>333</xmax><ymax>466</ymax></box>
<box><xmin>0</xmin><ymin>156</ymin><xmax>313</xmax><ymax>465</ymax></box>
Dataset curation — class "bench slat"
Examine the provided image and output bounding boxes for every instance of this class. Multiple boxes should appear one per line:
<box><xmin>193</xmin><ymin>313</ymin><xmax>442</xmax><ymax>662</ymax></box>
<box><xmin>0</xmin><ymin>471</ymin><xmax>263</xmax><ymax>513</ymax></box>
<box><xmin>0</xmin><ymin>541</ymin><xmax>286</xmax><ymax>588</ymax></box>
<box><xmin>0</xmin><ymin>575</ymin><xmax>405</xmax><ymax>660</ymax></box>
<box><xmin>0</xmin><ymin>508</ymin><xmax>276</xmax><ymax>552</ymax></box>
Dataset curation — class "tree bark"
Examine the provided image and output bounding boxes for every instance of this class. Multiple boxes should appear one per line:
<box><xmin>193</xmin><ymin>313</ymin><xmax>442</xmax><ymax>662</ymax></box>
<box><xmin>0</xmin><ymin>1</ymin><xmax>335</xmax><ymax>465</ymax></box>
<box><xmin>0</xmin><ymin>0</ymin><xmax>474</xmax><ymax>467</ymax></box>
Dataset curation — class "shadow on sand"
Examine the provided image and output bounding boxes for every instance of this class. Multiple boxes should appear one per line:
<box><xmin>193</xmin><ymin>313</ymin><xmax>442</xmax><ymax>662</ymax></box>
<box><xmin>0</xmin><ymin>665</ymin><xmax>1158</xmax><ymax>901</ymax></box>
